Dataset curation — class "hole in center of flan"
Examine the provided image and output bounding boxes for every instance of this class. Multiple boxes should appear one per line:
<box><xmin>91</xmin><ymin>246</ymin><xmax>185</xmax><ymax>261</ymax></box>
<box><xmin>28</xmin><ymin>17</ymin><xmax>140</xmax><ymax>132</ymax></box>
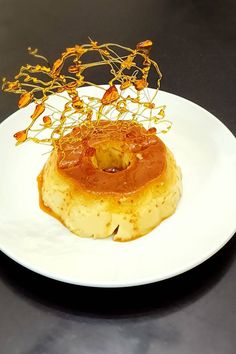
<box><xmin>91</xmin><ymin>141</ymin><xmax>132</xmax><ymax>173</ymax></box>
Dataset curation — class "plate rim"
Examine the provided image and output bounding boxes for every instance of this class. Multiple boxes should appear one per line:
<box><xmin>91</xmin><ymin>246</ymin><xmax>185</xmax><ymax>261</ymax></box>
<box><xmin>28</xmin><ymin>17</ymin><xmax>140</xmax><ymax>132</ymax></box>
<box><xmin>1</xmin><ymin>226</ymin><xmax>235</xmax><ymax>288</ymax></box>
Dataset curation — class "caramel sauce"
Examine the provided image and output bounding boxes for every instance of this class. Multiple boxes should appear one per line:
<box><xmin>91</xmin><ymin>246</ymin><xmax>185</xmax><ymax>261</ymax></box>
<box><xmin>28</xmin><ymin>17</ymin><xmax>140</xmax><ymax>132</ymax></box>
<box><xmin>104</xmin><ymin>167</ymin><xmax>122</xmax><ymax>173</ymax></box>
<box><xmin>37</xmin><ymin>169</ymin><xmax>62</xmax><ymax>222</ymax></box>
<box><xmin>56</xmin><ymin>121</ymin><xmax>167</xmax><ymax>194</ymax></box>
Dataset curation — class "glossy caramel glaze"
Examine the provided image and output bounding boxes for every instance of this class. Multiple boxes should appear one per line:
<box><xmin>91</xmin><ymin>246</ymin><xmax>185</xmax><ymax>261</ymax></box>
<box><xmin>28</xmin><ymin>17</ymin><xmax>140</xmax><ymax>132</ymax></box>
<box><xmin>56</xmin><ymin>121</ymin><xmax>167</xmax><ymax>194</ymax></box>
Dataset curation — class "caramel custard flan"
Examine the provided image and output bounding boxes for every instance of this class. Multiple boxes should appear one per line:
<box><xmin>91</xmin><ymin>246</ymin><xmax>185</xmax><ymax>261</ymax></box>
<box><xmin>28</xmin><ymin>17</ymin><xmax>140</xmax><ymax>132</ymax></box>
<box><xmin>3</xmin><ymin>39</ymin><xmax>182</xmax><ymax>241</ymax></box>
<box><xmin>39</xmin><ymin>121</ymin><xmax>181</xmax><ymax>241</ymax></box>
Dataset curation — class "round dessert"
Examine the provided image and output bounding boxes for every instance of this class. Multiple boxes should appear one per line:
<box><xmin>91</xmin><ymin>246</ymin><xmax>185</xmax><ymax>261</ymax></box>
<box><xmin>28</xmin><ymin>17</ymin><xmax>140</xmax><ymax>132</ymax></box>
<box><xmin>38</xmin><ymin>121</ymin><xmax>182</xmax><ymax>241</ymax></box>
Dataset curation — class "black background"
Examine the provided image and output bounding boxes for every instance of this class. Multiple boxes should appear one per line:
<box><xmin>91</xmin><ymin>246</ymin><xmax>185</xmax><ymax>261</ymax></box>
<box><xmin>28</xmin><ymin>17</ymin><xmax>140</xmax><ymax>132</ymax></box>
<box><xmin>0</xmin><ymin>1</ymin><xmax>235</xmax><ymax>353</ymax></box>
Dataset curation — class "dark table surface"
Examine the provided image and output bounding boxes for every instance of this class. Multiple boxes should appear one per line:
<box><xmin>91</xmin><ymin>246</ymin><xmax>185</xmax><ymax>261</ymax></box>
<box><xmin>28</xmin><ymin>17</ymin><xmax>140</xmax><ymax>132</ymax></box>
<box><xmin>0</xmin><ymin>1</ymin><xmax>235</xmax><ymax>353</ymax></box>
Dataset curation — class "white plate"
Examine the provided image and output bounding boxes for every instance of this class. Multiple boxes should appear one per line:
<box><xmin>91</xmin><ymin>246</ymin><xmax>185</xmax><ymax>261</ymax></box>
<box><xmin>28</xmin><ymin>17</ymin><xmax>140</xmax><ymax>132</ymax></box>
<box><xmin>0</xmin><ymin>89</ymin><xmax>236</xmax><ymax>287</ymax></box>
